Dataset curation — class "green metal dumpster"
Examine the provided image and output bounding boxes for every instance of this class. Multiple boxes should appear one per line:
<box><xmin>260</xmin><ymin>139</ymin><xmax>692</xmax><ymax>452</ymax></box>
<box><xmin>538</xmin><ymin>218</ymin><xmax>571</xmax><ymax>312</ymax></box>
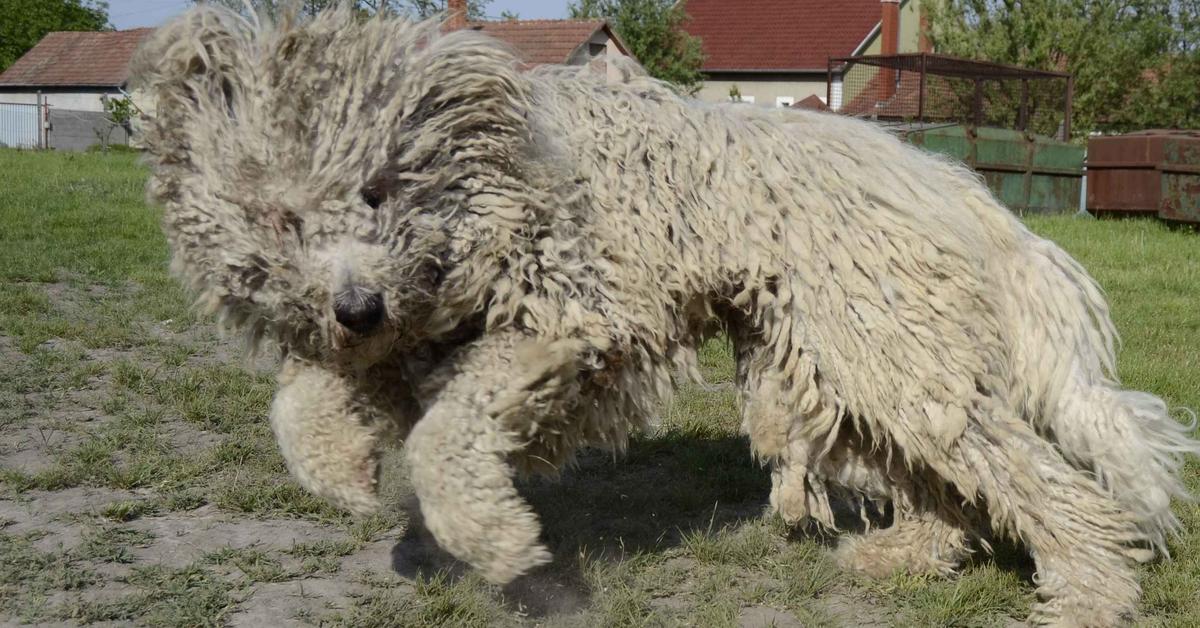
<box><xmin>902</xmin><ymin>125</ymin><xmax>1085</xmax><ymax>214</ymax></box>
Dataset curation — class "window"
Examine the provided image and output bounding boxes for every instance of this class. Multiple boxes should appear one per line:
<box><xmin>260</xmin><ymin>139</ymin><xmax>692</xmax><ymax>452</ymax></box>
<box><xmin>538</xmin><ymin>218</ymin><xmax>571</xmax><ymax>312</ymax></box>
<box><xmin>588</xmin><ymin>43</ymin><xmax>606</xmax><ymax>57</ymax></box>
<box><xmin>776</xmin><ymin>96</ymin><xmax>795</xmax><ymax>108</ymax></box>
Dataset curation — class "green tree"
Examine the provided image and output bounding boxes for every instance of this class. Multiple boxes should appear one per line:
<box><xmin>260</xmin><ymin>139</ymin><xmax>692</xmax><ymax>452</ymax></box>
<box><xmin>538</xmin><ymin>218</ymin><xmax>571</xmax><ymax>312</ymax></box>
<box><xmin>569</xmin><ymin>0</ymin><xmax>705</xmax><ymax>94</ymax></box>
<box><xmin>95</xmin><ymin>94</ymin><xmax>134</xmax><ymax>151</ymax></box>
<box><xmin>192</xmin><ymin>0</ymin><xmax>491</xmax><ymax>20</ymax></box>
<box><xmin>399</xmin><ymin>0</ymin><xmax>491</xmax><ymax>19</ymax></box>
<box><xmin>0</xmin><ymin>0</ymin><xmax>109</xmax><ymax>72</ymax></box>
<box><xmin>1122</xmin><ymin>1</ymin><xmax>1200</xmax><ymax>129</ymax></box>
<box><xmin>926</xmin><ymin>0</ymin><xmax>1200</xmax><ymax>136</ymax></box>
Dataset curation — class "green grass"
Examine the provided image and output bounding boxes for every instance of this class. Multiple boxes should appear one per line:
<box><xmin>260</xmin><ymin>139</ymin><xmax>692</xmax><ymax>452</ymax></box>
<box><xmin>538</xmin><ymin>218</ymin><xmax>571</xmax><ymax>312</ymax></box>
<box><xmin>0</xmin><ymin>149</ymin><xmax>194</xmax><ymax>353</ymax></box>
<box><xmin>0</xmin><ymin>532</ymin><xmax>98</xmax><ymax>619</ymax></box>
<box><xmin>0</xmin><ymin>148</ymin><xmax>1198</xmax><ymax>626</ymax></box>
<box><xmin>329</xmin><ymin>571</ymin><xmax>511</xmax><ymax>627</ymax></box>
<box><xmin>0</xmin><ymin>149</ymin><xmax>164</xmax><ymax>283</ymax></box>
<box><xmin>76</xmin><ymin>526</ymin><xmax>157</xmax><ymax>564</ymax></box>
<box><xmin>61</xmin><ymin>563</ymin><xmax>239</xmax><ymax>627</ymax></box>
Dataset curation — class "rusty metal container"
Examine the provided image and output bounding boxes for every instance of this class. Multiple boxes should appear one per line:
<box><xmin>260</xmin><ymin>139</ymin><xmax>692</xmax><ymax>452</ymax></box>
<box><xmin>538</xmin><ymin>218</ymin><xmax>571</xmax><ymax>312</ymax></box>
<box><xmin>904</xmin><ymin>125</ymin><xmax>1084</xmax><ymax>214</ymax></box>
<box><xmin>1086</xmin><ymin>130</ymin><xmax>1200</xmax><ymax>223</ymax></box>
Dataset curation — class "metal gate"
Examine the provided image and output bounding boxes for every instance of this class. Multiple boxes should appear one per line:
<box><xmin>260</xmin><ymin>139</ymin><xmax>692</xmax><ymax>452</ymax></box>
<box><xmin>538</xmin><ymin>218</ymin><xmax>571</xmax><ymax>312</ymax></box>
<box><xmin>0</xmin><ymin>102</ymin><xmax>45</xmax><ymax>149</ymax></box>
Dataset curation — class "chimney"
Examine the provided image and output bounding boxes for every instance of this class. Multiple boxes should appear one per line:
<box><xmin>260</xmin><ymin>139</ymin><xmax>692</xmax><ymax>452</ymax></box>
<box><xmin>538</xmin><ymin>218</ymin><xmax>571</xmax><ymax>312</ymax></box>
<box><xmin>447</xmin><ymin>0</ymin><xmax>468</xmax><ymax>30</ymax></box>
<box><xmin>918</xmin><ymin>7</ymin><xmax>932</xmax><ymax>53</ymax></box>
<box><xmin>880</xmin><ymin>0</ymin><xmax>900</xmax><ymax>100</ymax></box>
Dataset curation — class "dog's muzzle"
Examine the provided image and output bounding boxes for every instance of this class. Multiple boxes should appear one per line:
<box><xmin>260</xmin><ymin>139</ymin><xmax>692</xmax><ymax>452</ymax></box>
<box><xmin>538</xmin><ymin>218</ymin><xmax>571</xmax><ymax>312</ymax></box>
<box><xmin>333</xmin><ymin>287</ymin><xmax>384</xmax><ymax>335</ymax></box>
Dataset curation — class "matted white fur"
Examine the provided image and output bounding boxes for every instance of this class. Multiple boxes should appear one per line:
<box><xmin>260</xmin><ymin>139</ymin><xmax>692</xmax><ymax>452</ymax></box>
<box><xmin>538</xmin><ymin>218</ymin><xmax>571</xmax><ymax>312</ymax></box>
<box><xmin>132</xmin><ymin>6</ymin><xmax>1198</xmax><ymax>626</ymax></box>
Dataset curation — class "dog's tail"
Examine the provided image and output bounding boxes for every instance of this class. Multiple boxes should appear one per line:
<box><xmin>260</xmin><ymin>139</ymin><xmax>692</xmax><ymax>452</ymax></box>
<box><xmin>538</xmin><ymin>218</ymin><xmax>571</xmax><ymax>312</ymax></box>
<box><xmin>1004</xmin><ymin>233</ymin><xmax>1199</xmax><ymax>553</ymax></box>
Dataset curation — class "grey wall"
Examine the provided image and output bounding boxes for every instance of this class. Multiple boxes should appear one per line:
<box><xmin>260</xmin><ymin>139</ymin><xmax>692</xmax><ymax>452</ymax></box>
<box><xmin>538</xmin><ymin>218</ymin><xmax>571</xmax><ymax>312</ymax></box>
<box><xmin>47</xmin><ymin>109</ymin><xmax>129</xmax><ymax>151</ymax></box>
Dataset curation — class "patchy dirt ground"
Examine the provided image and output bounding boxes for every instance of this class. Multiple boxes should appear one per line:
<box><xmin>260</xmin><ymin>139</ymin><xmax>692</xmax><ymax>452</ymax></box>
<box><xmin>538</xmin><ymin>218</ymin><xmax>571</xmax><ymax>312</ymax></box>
<box><xmin>3</xmin><ymin>146</ymin><xmax>1197</xmax><ymax>626</ymax></box>
<box><xmin>0</xmin><ymin>281</ymin><xmax>1042</xmax><ymax>627</ymax></box>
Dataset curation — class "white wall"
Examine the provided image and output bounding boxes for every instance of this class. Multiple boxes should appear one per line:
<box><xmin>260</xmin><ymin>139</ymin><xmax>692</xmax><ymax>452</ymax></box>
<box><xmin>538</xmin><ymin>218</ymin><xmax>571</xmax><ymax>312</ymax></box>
<box><xmin>48</xmin><ymin>91</ymin><xmax>118</xmax><ymax>111</ymax></box>
<box><xmin>0</xmin><ymin>89</ymin><xmax>122</xmax><ymax>112</ymax></box>
<box><xmin>697</xmin><ymin>78</ymin><xmax>827</xmax><ymax>106</ymax></box>
<box><xmin>0</xmin><ymin>92</ymin><xmax>38</xmax><ymax>105</ymax></box>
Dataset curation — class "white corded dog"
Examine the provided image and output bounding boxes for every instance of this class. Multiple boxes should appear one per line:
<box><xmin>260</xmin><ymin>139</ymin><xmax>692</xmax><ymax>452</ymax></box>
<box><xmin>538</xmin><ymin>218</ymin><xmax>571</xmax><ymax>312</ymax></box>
<box><xmin>133</xmin><ymin>6</ymin><xmax>1198</xmax><ymax>625</ymax></box>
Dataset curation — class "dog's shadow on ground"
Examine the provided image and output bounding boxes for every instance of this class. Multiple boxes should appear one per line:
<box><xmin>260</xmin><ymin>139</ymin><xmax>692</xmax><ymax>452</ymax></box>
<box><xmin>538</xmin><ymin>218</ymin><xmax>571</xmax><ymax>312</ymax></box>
<box><xmin>386</xmin><ymin>431</ymin><xmax>1040</xmax><ymax>620</ymax></box>
<box><xmin>388</xmin><ymin>431</ymin><xmax>781</xmax><ymax>616</ymax></box>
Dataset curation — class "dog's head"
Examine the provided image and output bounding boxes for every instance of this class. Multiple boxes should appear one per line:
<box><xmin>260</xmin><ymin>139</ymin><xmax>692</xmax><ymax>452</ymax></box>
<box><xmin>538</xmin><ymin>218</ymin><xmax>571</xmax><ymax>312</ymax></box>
<box><xmin>133</xmin><ymin>6</ymin><xmax>540</xmax><ymax>367</ymax></box>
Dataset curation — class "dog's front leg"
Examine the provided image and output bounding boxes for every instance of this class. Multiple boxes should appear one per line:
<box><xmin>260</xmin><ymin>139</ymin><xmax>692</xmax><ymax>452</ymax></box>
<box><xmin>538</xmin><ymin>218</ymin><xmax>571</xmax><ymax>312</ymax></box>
<box><xmin>404</xmin><ymin>330</ymin><xmax>586</xmax><ymax>584</ymax></box>
<box><xmin>270</xmin><ymin>358</ymin><xmax>419</xmax><ymax>516</ymax></box>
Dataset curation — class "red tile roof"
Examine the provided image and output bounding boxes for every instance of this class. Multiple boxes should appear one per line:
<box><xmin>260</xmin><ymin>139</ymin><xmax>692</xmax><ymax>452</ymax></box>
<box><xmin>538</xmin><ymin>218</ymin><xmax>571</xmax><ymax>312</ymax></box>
<box><xmin>473</xmin><ymin>19</ymin><xmax>627</xmax><ymax>66</ymax></box>
<box><xmin>683</xmin><ymin>0</ymin><xmax>882</xmax><ymax>72</ymax></box>
<box><xmin>792</xmin><ymin>94</ymin><xmax>830</xmax><ymax>111</ymax></box>
<box><xmin>0</xmin><ymin>28</ymin><xmax>154</xmax><ymax>87</ymax></box>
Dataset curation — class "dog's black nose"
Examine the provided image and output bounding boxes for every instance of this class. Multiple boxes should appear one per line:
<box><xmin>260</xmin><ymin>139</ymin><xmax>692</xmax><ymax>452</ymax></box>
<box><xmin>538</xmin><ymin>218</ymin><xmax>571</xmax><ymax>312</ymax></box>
<box><xmin>333</xmin><ymin>288</ymin><xmax>384</xmax><ymax>335</ymax></box>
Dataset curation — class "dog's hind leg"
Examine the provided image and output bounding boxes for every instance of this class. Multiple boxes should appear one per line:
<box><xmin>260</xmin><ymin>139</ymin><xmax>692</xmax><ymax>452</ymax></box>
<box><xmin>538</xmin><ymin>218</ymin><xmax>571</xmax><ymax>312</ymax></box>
<box><xmin>1006</xmin><ymin>237</ymin><xmax>1200</xmax><ymax>554</ymax></box>
<box><xmin>835</xmin><ymin>468</ymin><xmax>976</xmax><ymax>578</ymax></box>
<box><xmin>731</xmin><ymin>313</ymin><xmax>849</xmax><ymax>529</ymax></box>
<box><xmin>923</xmin><ymin>396</ymin><xmax>1146</xmax><ymax>626</ymax></box>
<box><xmin>1038</xmin><ymin>373</ymin><xmax>1197</xmax><ymax>554</ymax></box>
<box><xmin>764</xmin><ymin>409</ymin><xmax>977</xmax><ymax>579</ymax></box>
<box><xmin>733</xmin><ymin>307</ymin><xmax>972</xmax><ymax>575</ymax></box>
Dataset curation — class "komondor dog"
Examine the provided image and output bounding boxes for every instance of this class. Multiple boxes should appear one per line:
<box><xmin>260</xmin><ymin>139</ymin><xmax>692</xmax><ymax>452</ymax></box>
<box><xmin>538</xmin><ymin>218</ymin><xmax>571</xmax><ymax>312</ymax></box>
<box><xmin>132</xmin><ymin>6</ymin><xmax>1198</xmax><ymax>625</ymax></box>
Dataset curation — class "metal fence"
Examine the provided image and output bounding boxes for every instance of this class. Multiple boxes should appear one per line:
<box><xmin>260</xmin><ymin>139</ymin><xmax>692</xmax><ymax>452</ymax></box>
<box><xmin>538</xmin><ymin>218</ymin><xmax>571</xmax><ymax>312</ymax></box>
<box><xmin>0</xmin><ymin>102</ymin><xmax>46</xmax><ymax>149</ymax></box>
<box><xmin>0</xmin><ymin>103</ymin><xmax>131</xmax><ymax>151</ymax></box>
<box><xmin>828</xmin><ymin>53</ymin><xmax>1074</xmax><ymax>141</ymax></box>
<box><xmin>47</xmin><ymin>108</ymin><xmax>131</xmax><ymax>151</ymax></box>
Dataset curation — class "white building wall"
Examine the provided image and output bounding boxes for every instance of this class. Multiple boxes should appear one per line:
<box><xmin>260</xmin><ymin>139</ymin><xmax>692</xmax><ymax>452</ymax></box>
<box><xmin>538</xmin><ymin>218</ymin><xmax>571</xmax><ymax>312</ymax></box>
<box><xmin>0</xmin><ymin>92</ymin><xmax>38</xmax><ymax>105</ymax></box>
<box><xmin>697</xmin><ymin>78</ymin><xmax>827</xmax><ymax>106</ymax></box>
<box><xmin>0</xmin><ymin>89</ymin><xmax>122</xmax><ymax>112</ymax></box>
<box><xmin>46</xmin><ymin>91</ymin><xmax>117</xmax><ymax>111</ymax></box>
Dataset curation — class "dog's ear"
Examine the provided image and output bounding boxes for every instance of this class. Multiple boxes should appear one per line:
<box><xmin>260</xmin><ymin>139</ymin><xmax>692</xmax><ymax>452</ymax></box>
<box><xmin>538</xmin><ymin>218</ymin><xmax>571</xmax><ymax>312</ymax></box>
<box><xmin>130</xmin><ymin>6</ymin><xmax>253</xmax><ymax>162</ymax></box>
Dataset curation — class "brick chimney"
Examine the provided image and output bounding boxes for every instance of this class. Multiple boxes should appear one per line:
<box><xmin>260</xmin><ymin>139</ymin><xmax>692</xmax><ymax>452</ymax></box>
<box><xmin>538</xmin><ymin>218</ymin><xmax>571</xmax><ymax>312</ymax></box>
<box><xmin>447</xmin><ymin>0</ymin><xmax>468</xmax><ymax>30</ymax></box>
<box><xmin>880</xmin><ymin>0</ymin><xmax>900</xmax><ymax>100</ymax></box>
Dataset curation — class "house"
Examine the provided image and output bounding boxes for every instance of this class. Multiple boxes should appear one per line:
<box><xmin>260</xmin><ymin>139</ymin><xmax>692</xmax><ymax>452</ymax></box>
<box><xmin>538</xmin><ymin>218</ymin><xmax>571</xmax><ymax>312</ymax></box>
<box><xmin>0</xmin><ymin>28</ymin><xmax>154</xmax><ymax>149</ymax></box>
<box><xmin>445</xmin><ymin>0</ymin><xmax>634</xmax><ymax>73</ymax></box>
<box><xmin>0</xmin><ymin>6</ymin><xmax>634</xmax><ymax>150</ymax></box>
<box><xmin>469</xmin><ymin>19</ymin><xmax>632</xmax><ymax>67</ymax></box>
<box><xmin>683</xmin><ymin>0</ymin><xmax>930</xmax><ymax>107</ymax></box>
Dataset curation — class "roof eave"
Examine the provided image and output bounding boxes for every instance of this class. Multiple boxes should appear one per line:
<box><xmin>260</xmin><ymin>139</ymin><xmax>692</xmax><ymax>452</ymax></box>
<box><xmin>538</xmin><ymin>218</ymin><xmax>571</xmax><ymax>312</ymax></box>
<box><xmin>702</xmin><ymin>68</ymin><xmax>829</xmax><ymax>74</ymax></box>
<box><xmin>851</xmin><ymin>22</ymin><xmax>881</xmax><ymax>56</ymax></box>
<box><xmin>566</xmin><ymin>21</ymin><xmax>636</xmax><ymax>64</ymax></box>
<box><xmin>850</xmin><ymin>0</ymin><xmax>910</xmax><ymax>57</ymax></box>
<box><xmin>562</xmin><ymin>23</ymin><xmax>603</xmax><ymax>64</ymax></box>
<box><xmin>599</xmin><ymin>21</ymin><xmax>634</xmax><ymax>60</ymax></box>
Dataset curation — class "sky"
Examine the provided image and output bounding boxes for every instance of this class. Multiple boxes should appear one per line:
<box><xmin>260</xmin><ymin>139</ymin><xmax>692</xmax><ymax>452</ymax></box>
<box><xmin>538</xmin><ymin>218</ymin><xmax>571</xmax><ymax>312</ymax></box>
<box><xmin>107</xmin><ymin>0</ymin><xmax>570</xmax><ymax>29</ymax></box>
